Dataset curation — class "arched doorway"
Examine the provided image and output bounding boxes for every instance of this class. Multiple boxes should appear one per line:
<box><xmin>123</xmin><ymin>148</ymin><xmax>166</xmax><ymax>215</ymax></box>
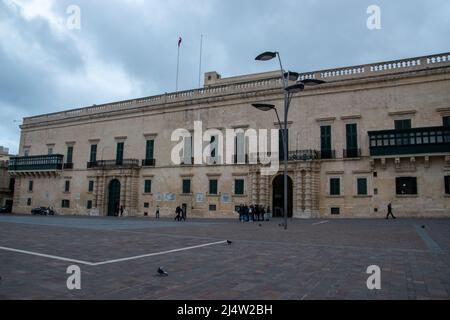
<box><xmin>107</xmin><ymin>179</ymin><xmax>121</xmax><ymax>216</ymax></box>
<box><xmin>272</xmin><ymin>175</ymin><xmax>293</xmax><ymax>218</ymax></box>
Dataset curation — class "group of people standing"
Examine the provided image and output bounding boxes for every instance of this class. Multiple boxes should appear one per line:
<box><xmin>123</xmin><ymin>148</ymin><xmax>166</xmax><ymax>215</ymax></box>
<box><xmin>237</xmin><ymin>204</ymin><xmax>268</xmax><ymax>222</ymax></box>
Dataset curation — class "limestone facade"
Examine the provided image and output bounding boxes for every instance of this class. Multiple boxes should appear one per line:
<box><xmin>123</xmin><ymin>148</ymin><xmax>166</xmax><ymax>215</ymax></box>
<box><xmin>8</xmin><ymin>52</ymin><xmax>450</xmax><ymax>218</ymax></box>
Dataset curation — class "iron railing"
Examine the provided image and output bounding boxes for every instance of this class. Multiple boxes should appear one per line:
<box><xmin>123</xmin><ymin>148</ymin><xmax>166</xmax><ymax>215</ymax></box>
<box><xmin>8</xmin><ymin>154</ymin><xmax>64</xmax><ymax>171</ymax></box>
<box><xmin>87</xmin><ymin>159</ymin><xmax>140</xmax><ymax>169</ymax></box>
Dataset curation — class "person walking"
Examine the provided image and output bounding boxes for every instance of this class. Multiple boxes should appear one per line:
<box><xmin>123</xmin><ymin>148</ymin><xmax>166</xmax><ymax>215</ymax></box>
<box><xmin>175</xmin><ymin>206</ymin><xmax>182</xmax><ymax>221</ymax></box>
<box><xmin>386</xmin><ymin>202</ymin><xmax>396</xmax><ymax>219</ymax></box>
<box><xmin>155</xmin><ymin>205</ymin><xmax>160</xmax><ymax>219</ymax></box>
<box><xmin>120</xmin><ymin>205</ymin><xmax>124</xmax><ymax>217</ymax></box>
<box><xmin>181</xmin><ymin>206</ymin><xmax>187</xmax><ymax>221</ymax></box>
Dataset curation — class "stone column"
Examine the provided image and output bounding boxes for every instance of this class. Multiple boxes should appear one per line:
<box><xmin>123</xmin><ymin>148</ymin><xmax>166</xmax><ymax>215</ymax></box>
<box><xmin>259</xmin><ymin>174</ymin><xmax>268</xmax><ymax>206</ymax></box>
<box><xmin>250</xmin><ymin>169</ymin><xmax>258</xmax><ymax>205</ymax></box>
<box><xmin>294</xmin><ymin>168</ymin><xmax>303</xmax><ymax>218</ymax></box>
<box><xmin>304</xmin><ymin>169</ymin><xmax>312</xmax><ymax>217</ymax></box>
<box><xmin>97</xmin><ymin>174</ymin><xmax>105</xmax><ymax>215</ymax></box>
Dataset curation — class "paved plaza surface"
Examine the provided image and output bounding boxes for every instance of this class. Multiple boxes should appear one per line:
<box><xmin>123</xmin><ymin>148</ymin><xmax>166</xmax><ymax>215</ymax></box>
<box><xmin>0</xmin><ymin>214</ymin><xmax>450</xmax><ymax>300</ymax></box>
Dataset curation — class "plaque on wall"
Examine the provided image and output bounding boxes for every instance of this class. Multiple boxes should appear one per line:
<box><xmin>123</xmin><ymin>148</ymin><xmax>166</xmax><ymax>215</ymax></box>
<box><xmin>221</xmin><ymin>193</ymin><xmax>231</xmax><ymax>203</ymax></box>
<box><xmin>155</xmin><ymin>193</ymin><xmax>162</xmax><ymax>202</ymax></box>
<box><xmin>164</xmin><ymin>192</ymin><xmax>176</xmax><ymax>202</ymax></box>
<box><xmin>196</xmin><ymin>193</ymin><xmax>204</xmax><ymax>203</ymax></box>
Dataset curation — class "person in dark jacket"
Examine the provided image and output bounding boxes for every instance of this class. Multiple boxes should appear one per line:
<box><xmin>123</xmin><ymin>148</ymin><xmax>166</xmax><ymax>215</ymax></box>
<box><xmin>386</xmin><ymin>202</ymin><xmax>396</xmax><ymax>219</ymax></box>
<box><xmin>175</xmin><ymin>206</ymin><xmax>182</xmax><ymax>221</ymax></box>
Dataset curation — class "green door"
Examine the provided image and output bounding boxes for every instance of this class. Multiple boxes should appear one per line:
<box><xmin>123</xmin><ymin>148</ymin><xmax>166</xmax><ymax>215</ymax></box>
<box><xmin>108</xmin><ymin>179</ymin><xmax>121</xmax><ymax>216</ymax></box>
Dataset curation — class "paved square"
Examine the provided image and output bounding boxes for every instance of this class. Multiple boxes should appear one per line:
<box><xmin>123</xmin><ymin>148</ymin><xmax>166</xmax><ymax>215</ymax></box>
<box><xmin>0</xmin><ymin>214</ymin><xmax>450</xmax><ymax>300</ymax></box>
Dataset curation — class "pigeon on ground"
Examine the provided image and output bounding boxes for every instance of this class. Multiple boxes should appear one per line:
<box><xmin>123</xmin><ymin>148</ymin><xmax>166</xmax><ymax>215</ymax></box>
<box><xmin>158</xmin><ymin>267</ymin><xmax>168</xmax><ymax>276</ymax></box>
<box><xmin>227</xmin><ymin>240</ymin><xmax>233</xmax><ymax>245</ymax></box>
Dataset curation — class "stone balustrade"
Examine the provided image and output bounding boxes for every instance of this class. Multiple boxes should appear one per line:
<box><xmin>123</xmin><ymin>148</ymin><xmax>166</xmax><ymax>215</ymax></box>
<box><xmin>23</xmin><ymin>52</ymin><xmax>450</xmax><ymax>126</ymax></box>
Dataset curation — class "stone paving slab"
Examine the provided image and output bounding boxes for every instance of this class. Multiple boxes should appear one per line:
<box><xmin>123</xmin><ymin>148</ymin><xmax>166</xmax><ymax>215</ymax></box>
<box><xmin>0</xmin><ymin>214</ymin><xmax>449</xmax><ymax>300</ymax></box>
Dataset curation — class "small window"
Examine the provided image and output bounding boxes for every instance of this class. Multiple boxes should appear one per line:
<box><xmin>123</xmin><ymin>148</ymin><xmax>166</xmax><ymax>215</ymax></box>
<box><xmin>374</xmin><ymin>188</ymin><xmax>378</xmax><ymax>195</ymax></box>
<box><xmin>209</xmin><ymin>204</ymin><xmax>217</xmax><ymax>211</ymax></box>
<box><xmin>331</xmin><ymin>207</ymin><xmax>340</xmax><ymax>215</ymax></box>
<box><xmin>395</xmin><ymin>119</ymin><xmax>412</xmax><ymax>130</ymax></box>
<box><xmin>62</xmin><ymin>200</ymin><xmax>70</xmax><ymax>208</ymax></box>
<box><xmin>87</xmin><ymin>200</ymin><xmax>93</xmax><ymax>209</ymax></box>
<box><xmin>443</xmin><ymin>116</ymin><xmax>450</xmax><ymax>127</ymax></box>
<box><xmin>357</xmin><ymin>178</ymin><xmax>368</xmax><ymax>195</ymax></box>
<box><xmin>9</xmin><ymin>178</ymin><xmax>15</xmax><ymax>191</ymax></box>
<box><xmin>24</xmin><ymin>150</ymin><xmax>29</xmax><ymax>157</ymax></box>
<box><xmin>48</xmin><ymin>147</ymin><xmax>53</xmax><ymax>155</ymax></box>
<box><xmin>396</xmin><ymin>177</ymin><xmax>417</xmax><ymax>195</ymax></box>
<box><xmin>64</xmin><ymin>180</ymin><xmax>70</xmax><ymax>193</ymax></box>
<box><xmin>373</xmin><ymin>172</ymin><xmax>378</xmax><ymax>178</ymax></box>
<box><xmin>209</xmin><ymin>179</ymin><xmax>218</xmax><ymax>195</ymax></box>
<box><xmin>330</xmin><ymin>178</ymin><xmax>340</xmax><ymax>196</ymax></box>
<box><xmin>445</xmin><ymin>176</ymin><xmax>450</xmax><ymax>195</ymax></box>
<box><xmin>144</xmin><ymin>202</ymin><xmax>150</xmax><ymax>208</ymax></box>
<box><xmin>234</xmin><ymin>179</ymin><xmax>245</xmax><ymax>195</ymax></box>
<box><xmin>144</xmin><ymin>180</ymin><xmax>152</xmax><ymax>194</ymax></box>
<box><xmin>27</xmin><ymin>198</ymin><xmax>32</xmax><ymax>206</ymax></box>
<box><xmin>88</xmin><ymin>181</ymin><xmax>94</xmax><ymax>193</ymax></box>
<box><xmin>28</xmin><ymin>181</ymin><xmax>33</xmax><ymax>192</ymax></box>
<box><xmin>182</xmin><ymin>179</ymin><xmax>191</xmax><ymax>194</ymax></box>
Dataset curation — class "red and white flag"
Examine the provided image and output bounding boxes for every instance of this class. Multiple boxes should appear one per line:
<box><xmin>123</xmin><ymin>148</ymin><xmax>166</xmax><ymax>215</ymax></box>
<box><xmin>178</xmin><ymin>36</ymin><xmax>182</xmax><ymax>48</ymax></box>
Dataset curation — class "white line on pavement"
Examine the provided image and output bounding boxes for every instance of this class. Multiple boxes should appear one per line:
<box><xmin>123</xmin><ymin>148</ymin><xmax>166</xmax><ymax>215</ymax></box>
<box><xmin>0</xmin><ymin>246</ymin><xmax>95</xmax><ymax>266</ymax></box>
<box><xmin>91</xmin><ymin>240</ymin><xmax>228</xmax><ymax>266</ymax></box>
<box><xmin>0</xmin><ymin>240</ymin><xmax>228</xmax><ymax>267</ymax></box>
<box><xmin>312</xmin><ymin>220</ymin><xmax>329</xmax><ymax>226</ymax></box>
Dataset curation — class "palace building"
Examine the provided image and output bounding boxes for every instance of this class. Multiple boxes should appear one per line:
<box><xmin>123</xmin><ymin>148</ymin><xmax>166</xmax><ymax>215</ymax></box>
<box><xmin>8</xmin><ymin>52</ymin><xmax>450</xmax><ymax>218</ymax></box>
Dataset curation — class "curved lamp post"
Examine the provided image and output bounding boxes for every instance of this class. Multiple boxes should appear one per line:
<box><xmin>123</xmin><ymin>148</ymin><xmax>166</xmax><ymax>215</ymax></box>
<box><xmin>252</xmin><ymin>51</ymin><xmax>325</xmax><ymax>230</ymax></box>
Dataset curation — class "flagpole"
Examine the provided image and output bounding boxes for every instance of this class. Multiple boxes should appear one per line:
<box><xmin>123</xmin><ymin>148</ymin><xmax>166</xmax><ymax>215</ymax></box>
<box><xmin>198</xmin><ymin>34</ymin><xmax>203</xmax><ymax>88</ymax></box>
<box><xmin>176</xmin><ymin>38</ymin><xmax>180</xmax><ymax>92</ymax></box>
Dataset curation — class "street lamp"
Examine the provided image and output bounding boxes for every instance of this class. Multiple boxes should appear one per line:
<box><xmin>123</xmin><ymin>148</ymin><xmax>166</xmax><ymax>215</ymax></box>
<box><xmin>252</xmin><ymin>51</ymin><xmax>325</xmax><ymax>230</ymax></box>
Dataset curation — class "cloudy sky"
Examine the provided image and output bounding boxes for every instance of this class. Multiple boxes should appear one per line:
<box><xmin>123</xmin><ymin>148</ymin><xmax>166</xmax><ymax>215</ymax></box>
<box><xmin>1</xmin><ymin>0</ymin><xmax>449</xmax><ymax>154</ymax></box>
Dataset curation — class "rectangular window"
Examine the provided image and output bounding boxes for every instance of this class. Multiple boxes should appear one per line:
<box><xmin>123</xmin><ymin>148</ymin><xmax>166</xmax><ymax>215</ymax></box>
<box><xmin>88</xmin><ymin>181</ymin><xmax>94</xmax><ymax>193</ymax></box>
<box><xmin>395</xmin><ymin>119</ymin><xmax>412</xmax><ymax>130</ymax></box>
<box><xmin>210</xmin><ymin>136</ymin><xmax>217</xmax><ymax>158</ymax></box>
<box><xmin>87</xmin><ymin>200</ymin><xmax>93</xmax><ymax>209</ymax></box>
<box><xmin>320</xmin><ymin>125</ymin><xmax>332</xmax><ymax>159</ymax></box>
<box><xmin>357</xmin><ymin>178</ymin><xmax>368</xmax><ymax>195</ymax></box>
<box><xmin>24</xmin><ymin>149</ymin><xmax>29</xmax><ymax>157</ymax></box>
<box><xmin>116</xmin><ymin>142</ymin><xmax>124</xmax><ymax>165</ymax></box>
<box><xmin>9</xmin><ymin>178</ymin><xmax>15</xmax><ymax>191</ymax></box>
<box><xmin>182</xmin><ymin>179</ymin><xmax>191</xmax><ymax>194</ymax></box>
<box><xmin>445</xmin><ymin>176</ymin><xmax>450</xmax><ymax>195</ymax></box>
<box><xmin>90</xmin><ymin>144</ymin><xmax>97</xmax><ymax>163</ymax></box>
<box><xmin>183</xmin><ymin>136</ymin><xmax>193</xmax><ymax>164</ymax></box>
<box><xmin>62</xmin><ymin>200</ymin><xmax>70</xmax><ymax>208</ymax></box>
<box><xmin>396</xmin><ymin>177</ymin><xmax>418</xmax><ymax>195</ymax></box>
<box><xmin>27</xmin><ymin>198</ymin><xmax>32</xmax><ymax>206</ymax></box>
<box><xmin>331</xmin><ymin>207</ymin><xmax>340</xmax><ymax>215</ymax></box>
<box><xmin>235</xmin><ymin>132</ymin><xmax>246</xmax><ymax>163</ymax></box>
<box><xmin>48</xmin><ymin>147</ymin><xmax>53</xmax><ymax>155</ymax></box>
<box><xmin>209</xmin><ymin>204</ymin><xmax>217</xmax><ymax>211</ymax></box>
<box><xmin>146</xmin><ymin>140</ymin><xmax>154</xmax><ymax>160</ymax></box>
<box><xmin>279</xmin><ymin>129</ymin><xmax>289</xmax><ymax>161</ymax></box>
<box><xmin>330</xmin><ymin>178</ymin><xmax>340</xmax><ymax>196</ymax></box>
<box><xmin>66</xmin><ymin>146</ymin><xmax>74</xmax><ymax>163</ymax></box>
<box><xmin>209</xmin><ymin>179</ymin><xmax>218</xmax><ymax>195</ymax></box>
<box><xmin>64</xmin><ymin>180</ymin><xmax>70</xmax><ymax>193</ymax></box>
<box><xmin>444</xmin><ymin>116</ymin><xmax>450</xmax><ymax>127</ymax></box>
<box><xmin>144</xmin><ymin>180</ymin><xmax>152</xmax><ymax>194</ymax></box>
<box><xmin>235</xmin><ymin>179</ymin><xmax>245</xmax><ymax>195</ymax></box>
<box><xmin>346</xmin><ymin>123</ymin><xmax>358</xmax><ymax>157</ymax></box>
<box><xmin>28</xmin><ymin>180</ymin><xmax>33</xmax><ymax>192</ymax></box>
<box><xmin>144</xmin><ymin>202</ymin><xmax>150</xmax><ymax>208</ymax></box>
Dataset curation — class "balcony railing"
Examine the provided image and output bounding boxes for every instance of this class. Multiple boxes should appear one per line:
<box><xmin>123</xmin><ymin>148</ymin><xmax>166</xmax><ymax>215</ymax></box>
<box><xmin>288</xmin><ymin>150</ymin><xmax>321</xmax><ymax>161</ymax></box>
<box><xmin>63</xmin><ymin>162</ymin><xmax>74</xmax><ymax>170</ymax></box>
<box><xmin>343</xmin><ymin>148</ymin><xmax>362</xmax><ymax>159</ymax></box>
<box><xmin>368</xmin><ymin>126</ymin><xmax>450</xmax><ymax>156</ymax></box>
<box><xmin>8</xmin><ymin>154</ymin><xmax>64</xmax><ymax>171</ymax></box>
<box><xmin>142</xmin><ymin>159</ymin><xmax>156</xmax><ymax>167</ymax></box>
<box><xmin>319</xmin><ymin>149</ymin><xmax>336</xmax><ymax>160</ymax></box>
<box><xmin>87</xmin><ymin>159</ymin><xmax>140</xmax><ymax>169</ymax></box>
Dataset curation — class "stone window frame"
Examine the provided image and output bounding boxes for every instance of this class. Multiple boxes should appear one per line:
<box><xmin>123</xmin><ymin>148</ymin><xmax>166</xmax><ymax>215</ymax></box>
<box><xmin>326</xmin><ymin>172</ymin><xmax>344</xmax><ymax>197</ymax></box>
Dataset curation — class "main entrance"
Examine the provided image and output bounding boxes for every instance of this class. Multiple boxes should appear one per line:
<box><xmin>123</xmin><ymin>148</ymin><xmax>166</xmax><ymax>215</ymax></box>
<box><xmin>272</xmin><ymin>175</ymin><xmax>293</xmax><ymax>218</ymax></box>
<box><xmin>107</xmin><ymin>179</ymin><xmax>121</xmax><ymax>216</ymax></box>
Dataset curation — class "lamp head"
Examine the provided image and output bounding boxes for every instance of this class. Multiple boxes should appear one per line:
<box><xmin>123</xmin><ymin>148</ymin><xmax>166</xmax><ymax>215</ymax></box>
<box><xmin>255</xmin><ymin>51</ymin><xmax>277</xmax><ymax>61</ymax></box>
